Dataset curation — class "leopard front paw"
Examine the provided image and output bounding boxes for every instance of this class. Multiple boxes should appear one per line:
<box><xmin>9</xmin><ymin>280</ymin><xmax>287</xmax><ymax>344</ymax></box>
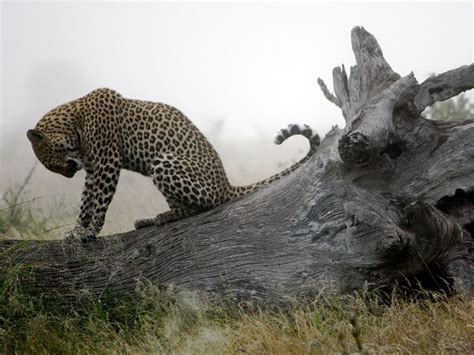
<box><xmin>63</xmin><ymin>225</ymin><xmax>97</xmax><ymax>242</ymax></box>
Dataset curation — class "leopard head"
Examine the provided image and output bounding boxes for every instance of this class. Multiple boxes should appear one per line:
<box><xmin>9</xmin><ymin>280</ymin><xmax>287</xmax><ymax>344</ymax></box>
<box><xmin>27</xmin><ymin>129</ymin><xmax>83</xmax><ymax>178</ymax></box>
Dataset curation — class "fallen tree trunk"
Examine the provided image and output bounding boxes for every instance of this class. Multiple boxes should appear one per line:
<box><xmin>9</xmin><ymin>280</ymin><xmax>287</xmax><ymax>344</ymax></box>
<box><xmin>1</xmin><ymin>27</ymin><xmax>473</xmax><ymax>302</ymax></box>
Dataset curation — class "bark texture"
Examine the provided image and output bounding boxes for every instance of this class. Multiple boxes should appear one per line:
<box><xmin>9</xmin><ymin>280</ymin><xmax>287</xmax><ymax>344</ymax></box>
<box><xmin>1</xmin><ymin>27</ymin><xmax>473</xmax><ymax>302</ymax></box>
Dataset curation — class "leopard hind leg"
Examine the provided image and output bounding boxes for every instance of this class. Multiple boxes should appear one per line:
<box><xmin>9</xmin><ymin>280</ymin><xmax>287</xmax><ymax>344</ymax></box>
<box><xmin>134</xmin><ymin>206</ymin><xmax>199</xmax><ymax>229</ymax></box>
<box><xmin>134</xmin><ymin>153</ymin><xmax>213</xmax><ymax>229</ymax></box>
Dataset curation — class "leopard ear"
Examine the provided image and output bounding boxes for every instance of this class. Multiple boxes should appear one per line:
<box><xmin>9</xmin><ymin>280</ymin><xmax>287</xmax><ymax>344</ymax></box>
<box><xmin>27</xmin><ymin>129</ymin><xmax>46</xmax><ymax>145</ymax></box>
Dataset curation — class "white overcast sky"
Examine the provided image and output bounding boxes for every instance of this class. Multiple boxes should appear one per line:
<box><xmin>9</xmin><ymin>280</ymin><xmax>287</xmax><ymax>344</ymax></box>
<box><xmin>1</xmin><ymin>1</ymin><xmax>473</xmax><ymax>146</ymax></box>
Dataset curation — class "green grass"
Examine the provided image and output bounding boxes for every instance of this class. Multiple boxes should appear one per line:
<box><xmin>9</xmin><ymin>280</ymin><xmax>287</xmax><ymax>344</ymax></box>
<box><xmin>1</xmin><ymin>269</ymin><xmax>472</xmax><ymax>354</ymax></box>
<box><xmin>1</xmin><ymin>176</ymin><xmax>473</xmax><ymax>354</ymax></box>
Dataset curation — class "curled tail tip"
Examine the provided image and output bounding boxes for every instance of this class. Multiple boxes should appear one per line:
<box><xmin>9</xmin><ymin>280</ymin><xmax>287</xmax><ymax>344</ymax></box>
<box><xmin>273</xmin><ymin>134</ymin><xmax>284</xmax><ymax>145</ymax></box>
<box><xmin>273</xmin><ymin>123</ymin><xmax>320</xmax><ymax>146</ymax></box>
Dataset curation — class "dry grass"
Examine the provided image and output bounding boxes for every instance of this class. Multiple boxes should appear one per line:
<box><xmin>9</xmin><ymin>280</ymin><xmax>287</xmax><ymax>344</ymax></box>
<box><xmin>168</xmin><ymin>293</ymin><xmax>474</xmax><ymax>354</ymax></box>
<box><xmin>2</xmin><ymin>278</ymin><xmax>472</xmax><ymax>354</ymax></box>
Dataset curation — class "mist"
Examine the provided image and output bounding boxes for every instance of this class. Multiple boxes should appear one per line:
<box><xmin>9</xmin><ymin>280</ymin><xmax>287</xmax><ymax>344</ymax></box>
<box><xmin>0</xmin><ymin>1</ymin><xmax>472</xmax><ymax>233</ymax></box>
<box><xmin>2</xmin><ymin>2</ymin><xmax>472</xmax><ymax>139</ymax></box>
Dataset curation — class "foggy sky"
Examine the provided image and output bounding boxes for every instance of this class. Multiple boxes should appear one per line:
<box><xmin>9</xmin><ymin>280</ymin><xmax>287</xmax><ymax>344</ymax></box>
<box><xmin>1</xmin><ymin>1</ymin><xmax>473</xmax><ymax>149</ymax></box>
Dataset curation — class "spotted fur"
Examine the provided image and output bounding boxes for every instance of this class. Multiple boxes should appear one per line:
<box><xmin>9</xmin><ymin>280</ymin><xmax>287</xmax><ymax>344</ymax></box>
<box><xmin>27</xmin><ymin>88</ymin><xmax>320</xmax><ymax>241</ymax></box>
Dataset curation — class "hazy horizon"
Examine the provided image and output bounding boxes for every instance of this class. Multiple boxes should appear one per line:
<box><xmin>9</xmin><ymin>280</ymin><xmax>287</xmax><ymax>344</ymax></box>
<box><xmin>2</xmin><ymin>2</ymin><xmax>472</xmax><ymax>141</ymax></box>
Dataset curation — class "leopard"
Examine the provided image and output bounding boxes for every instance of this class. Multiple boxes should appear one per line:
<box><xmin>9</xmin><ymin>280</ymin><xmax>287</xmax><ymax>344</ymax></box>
<box><xmin>27</xmin><ymin>88</ymin><xmax>320</xmax><ymax>241</ymax></box>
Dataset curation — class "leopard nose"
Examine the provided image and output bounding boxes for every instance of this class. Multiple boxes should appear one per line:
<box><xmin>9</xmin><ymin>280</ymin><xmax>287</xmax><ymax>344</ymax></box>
<box><xmin>67</xmin><ymin>159</ymin><xmax>78</xmax><ymax>171</ymax></box>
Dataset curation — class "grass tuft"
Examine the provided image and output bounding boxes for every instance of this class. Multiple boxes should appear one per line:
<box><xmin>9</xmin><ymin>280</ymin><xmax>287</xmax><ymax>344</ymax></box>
<box><xmin>2</xmin><ymin>269</ymin><xmax>472</xmax><ymax>354</ymax></box>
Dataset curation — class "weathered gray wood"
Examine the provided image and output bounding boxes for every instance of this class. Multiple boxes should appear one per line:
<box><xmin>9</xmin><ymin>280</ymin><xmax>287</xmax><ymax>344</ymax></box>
<box><xmin>414</xmin><ymin>64</ymin><xmax>474</xmax><ymax>112</ymax></box>
<box><xmin>1</xmin><ymin>27</ymin><xmax>473</xmax><ymax>302</ymax></box>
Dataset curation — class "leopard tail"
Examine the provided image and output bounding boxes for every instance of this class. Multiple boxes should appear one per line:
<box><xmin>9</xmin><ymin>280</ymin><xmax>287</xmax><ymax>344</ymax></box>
<box><xmin>229</xmin><ymin>123</ymin><xmax>320</xmax><ymax>198</ymax></box>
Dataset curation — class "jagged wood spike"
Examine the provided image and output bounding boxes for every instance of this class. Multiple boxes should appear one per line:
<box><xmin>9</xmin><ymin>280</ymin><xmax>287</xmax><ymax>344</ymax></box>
<box><xmin>414</xmin><ymin>64</ymin><xmax>474</xmax><ymax>112</ymax></box>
